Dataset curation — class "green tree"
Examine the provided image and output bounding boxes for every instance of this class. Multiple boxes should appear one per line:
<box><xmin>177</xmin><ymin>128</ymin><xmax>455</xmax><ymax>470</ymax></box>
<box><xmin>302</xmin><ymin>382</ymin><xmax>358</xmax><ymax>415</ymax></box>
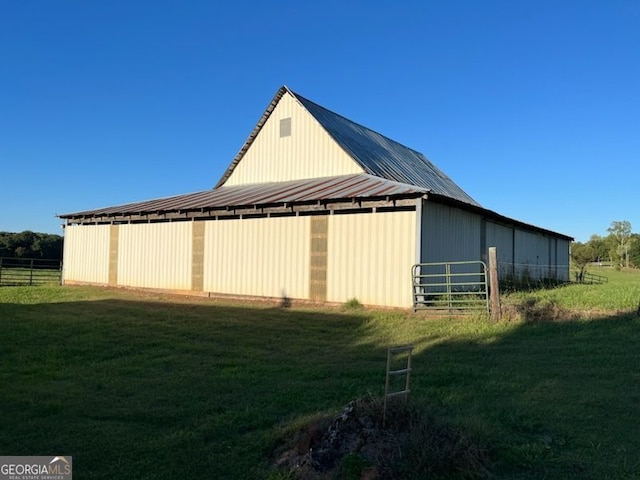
<box><xmin>571</xmin><ymin>242</ymin><xmax>596</xmax><ymax>282</ymax></box>
<box><xmin>0</xmin><ymin>231</ymin><xmax>63</xmax><ymax>260</ymax></box>
<box><xmin>628</xmin><ymin>234</ymin><xmax>640</xmax><ymax>268</ymax></box>
<box><xmin>35</xmin><ymin>234</ymin><xmax>63</xmax><ymax>260</ymax></box>
<box><xmin>607</xmin><ymin>221</ymin><xmax>632</xmax><ymax>268</ymax></box>
<box><xmin>12</xmin><ymin>231</ymin><xmax>36</xmax><ymax>258</ymax></box>
<box><xmin>0</xmin><ymin>233</ymin><xmax>12</xmax><ymax>257</ymax></box>
<box><xmin>587</xmin><ymin>234</ymin><xmax>611</xmax><ymax>263</ymax></box>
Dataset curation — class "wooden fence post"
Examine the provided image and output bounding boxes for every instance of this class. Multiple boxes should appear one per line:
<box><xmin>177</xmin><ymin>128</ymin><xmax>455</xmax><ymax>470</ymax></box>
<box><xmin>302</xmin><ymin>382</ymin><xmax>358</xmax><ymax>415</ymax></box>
<box><xmin>488</xmin><ymin>247</ymin><xmax>500</xmax><ymax>320</ymax></box>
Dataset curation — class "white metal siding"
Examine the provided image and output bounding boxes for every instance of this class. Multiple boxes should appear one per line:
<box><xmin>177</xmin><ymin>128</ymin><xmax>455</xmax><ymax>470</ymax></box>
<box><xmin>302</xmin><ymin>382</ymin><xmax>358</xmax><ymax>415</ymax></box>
<box><xmin>420</xmin><ymin>202</ymin><xmax>482</xmax><ymax>263</ymax></box>
<box><xmin>514</xmin><ymin>230</ymin><xmax>550</xmax><ymax>266</ymax></box>
<box><xmin>557</xmin><ymin>239</ymin><xmax>570</xmax><ymax>281</ymax></box>
<box><xmin>203</xmin><ymin>216</ymin><xmax>310</xmax><ymax>299</ymax></box>
<box><xmin>486</xmin><ymin>221</ymin><xmax>514</xmax><ymax>264</ymax></box>
<box><xmin>510</xmin><ymin>230</ymin><xmax>572</xmax><ymax>281</ymax></box>
<box><xmin>327</xmin><ymin>211</ymin><xmax>416</xmax><ymax>308</ymax></box>
<box><xmin>224</xmin><ymin>92</ymin><xmax>363</xmax><ymax>186</ymax></box>
<box><xmin>485</xmin><ymin>221</ymin><xmax>571</xmax><ymax>282</ymax></box>
<box><xmin>117</xmin><ymin>222</ymin><xmax>193</xmax><ymax>290</ymax></box>
<box><xmin>63</xmin><ymin>225</ymin><xmax>110</xmax><ymax>284</ymax></box>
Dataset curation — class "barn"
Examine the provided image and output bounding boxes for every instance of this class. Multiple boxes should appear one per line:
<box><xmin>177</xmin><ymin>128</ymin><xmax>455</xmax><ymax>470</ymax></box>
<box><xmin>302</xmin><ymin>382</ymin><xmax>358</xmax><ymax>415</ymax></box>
<box><xmin>59</xmin><ymin>86</ymin><xmax>572</xmax><ymax>308</ymax></box>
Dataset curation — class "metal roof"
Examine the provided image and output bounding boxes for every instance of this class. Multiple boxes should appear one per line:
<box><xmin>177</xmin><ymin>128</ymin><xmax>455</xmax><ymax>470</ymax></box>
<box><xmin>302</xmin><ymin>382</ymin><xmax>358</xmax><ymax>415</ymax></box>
<box><xmin>293</xmin><ymin>91</ymin><xmax>481</xmax><ymax>207</ymax></box>
<box><xmin>60</xmin><ymin>174</ymin><xmax>426</xmax><ymax>219</ymax></box>
<box><xmin>60</xmin><ymin>172</ymin><xmax>572</xmax><ymax>240</ymax></box>
<box><xmin>60</xmin><ymin>86</ymin><xmax>571</xmax><ymax>240</ymax></box>
<box><xmin>215</xmin><ymin>86</ymin><xmax>481</xmax><ymax>207</ymax></box>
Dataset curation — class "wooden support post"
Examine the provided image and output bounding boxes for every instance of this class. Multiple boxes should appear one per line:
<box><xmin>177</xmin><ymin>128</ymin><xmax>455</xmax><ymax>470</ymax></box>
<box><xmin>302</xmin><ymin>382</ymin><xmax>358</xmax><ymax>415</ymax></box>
<box><xmin>489</xmin><ymin>247</ymin><xmax>500</xmax><ymax>321</ymax></box>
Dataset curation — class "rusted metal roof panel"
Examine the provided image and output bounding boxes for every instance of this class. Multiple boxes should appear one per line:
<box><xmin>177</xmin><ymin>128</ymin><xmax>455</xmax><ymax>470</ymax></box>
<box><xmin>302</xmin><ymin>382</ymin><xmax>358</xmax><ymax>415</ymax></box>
<box><xmin>59</xmin><ymin>174</ymin><xmax>426</xmax><ymax>218</ymax></box>
<box><xmin>293</xmin><ymin>91</ymin><xmax>481</xmax><ymax>207</ymax></box>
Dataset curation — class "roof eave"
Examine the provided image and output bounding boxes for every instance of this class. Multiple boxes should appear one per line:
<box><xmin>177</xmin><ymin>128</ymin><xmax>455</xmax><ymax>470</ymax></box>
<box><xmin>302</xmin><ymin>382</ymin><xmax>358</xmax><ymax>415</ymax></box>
<box><xmin>425</xmin><ymin>193</ymin><xmax>574</xmax><ymax>241</ymax></box>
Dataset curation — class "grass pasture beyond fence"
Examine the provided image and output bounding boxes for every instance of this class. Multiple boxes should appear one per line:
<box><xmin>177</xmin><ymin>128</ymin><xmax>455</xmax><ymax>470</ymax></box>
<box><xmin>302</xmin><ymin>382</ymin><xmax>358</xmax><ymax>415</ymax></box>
<box><xmin>0</xmin><ymin>257</ymin><xmax>61</xmax><ymax>286</ymax></box>
<box><xmin>1</xmin><ymin>271</ymin><xmax>640</xmax><ymax>479</ymax></box>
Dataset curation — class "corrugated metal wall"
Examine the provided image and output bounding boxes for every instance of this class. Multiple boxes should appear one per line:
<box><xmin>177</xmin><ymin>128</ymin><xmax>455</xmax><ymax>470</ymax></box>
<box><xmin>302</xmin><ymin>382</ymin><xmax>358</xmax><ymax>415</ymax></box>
<box><xmin>117</xmin><ymin>222</ymin><xmax>193</xmax><ymax>290</ymax></box>
<box><xmin>557</xmin><ymin>239</ymin><xmax>570</xmax><ymax>281</ymax></box>
<box><xmin>327</xmin><ymin>211</ymin><xmax>416</xmax><ymax>307</ymax></box>
<box><xmin>224</xmin><ymin>92</ymin><xmax>363</xmax><ymax>186</ymax></box>
<box><xmin>514</xmin><ymin>230</ymin><xmax>550</xmax><ymax>266</ymax></box>
<box><xmin>513</xmin><ymin>230</ymin><xmax>575</xmax><ymax>281</ymax></box>
<box><xmin>484</xmin><ymin>223</ymin><xmax>571</xmax><ymax>282</ymax></box>
<box><xmin>485</xmin><ymin>221</ymin><xmax>514</xmax><ymax>264</ymax></box>
<box><xmin>203</xmin><ymin>216</ymin><xmax>310</xmax><ymax>299</ymax></box>
<box><xmin>420</xmin><ymin>202</ymin><xmax>482</xmax><ymax>263</ymax></box>
<box><xmin>63</xmin><ymin>225</ymin><xmax>111</xmax><ymax>284</ymax></box>
<box><xmin>63</xmin><ymin>207</ymin><xmax>570</xmax><ymax>304</ymax></box>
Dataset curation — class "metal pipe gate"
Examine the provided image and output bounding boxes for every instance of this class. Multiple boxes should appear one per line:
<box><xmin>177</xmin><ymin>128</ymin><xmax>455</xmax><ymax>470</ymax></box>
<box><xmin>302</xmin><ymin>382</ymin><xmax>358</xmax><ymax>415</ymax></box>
<box><xmin>412</xmin><ymin>261</ymin><xmax>489</xmax><ymax>314</ymax></box>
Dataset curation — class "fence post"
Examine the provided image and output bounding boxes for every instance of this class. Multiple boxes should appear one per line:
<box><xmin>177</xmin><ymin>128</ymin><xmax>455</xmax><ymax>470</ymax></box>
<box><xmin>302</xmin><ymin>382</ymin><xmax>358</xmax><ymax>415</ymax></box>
<box><xmin>489</xmin><ymin>247</ymin><xmax>500</xmax><ymax>320</ymax></box>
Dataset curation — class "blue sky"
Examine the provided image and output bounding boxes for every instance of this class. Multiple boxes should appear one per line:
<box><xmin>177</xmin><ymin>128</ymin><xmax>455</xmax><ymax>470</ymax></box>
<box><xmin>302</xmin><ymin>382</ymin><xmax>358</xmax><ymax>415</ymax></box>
<box><xmin>1</xmin><ymin>0</ymin><xmax>638</xmax><ymax>242</ymax></box>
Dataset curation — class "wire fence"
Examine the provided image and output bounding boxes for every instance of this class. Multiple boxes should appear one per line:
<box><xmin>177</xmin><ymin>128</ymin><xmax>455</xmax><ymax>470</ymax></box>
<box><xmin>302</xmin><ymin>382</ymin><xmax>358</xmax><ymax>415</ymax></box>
<box><xmin>498</xmin><ymin>262</ymin><xmax>571</xmax><ymax>291</ymax></box>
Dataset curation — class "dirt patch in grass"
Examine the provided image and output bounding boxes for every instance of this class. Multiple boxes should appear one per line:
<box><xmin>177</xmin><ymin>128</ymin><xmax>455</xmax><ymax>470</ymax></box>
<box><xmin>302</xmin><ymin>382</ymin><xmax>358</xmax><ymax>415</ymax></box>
<box><xmin>500</xmin><ymin>297</ymin><xmax>637</xmax><ymax>322</ymax></box>
<box><xmin>271</xmin><ymin>396</ymin><xmax>491</xmax><ymax>479</ymax></box>
<box><xmin>501</xmin><ymin>298</ymin><xmax>579</xmax><ymax>322</ymax></box>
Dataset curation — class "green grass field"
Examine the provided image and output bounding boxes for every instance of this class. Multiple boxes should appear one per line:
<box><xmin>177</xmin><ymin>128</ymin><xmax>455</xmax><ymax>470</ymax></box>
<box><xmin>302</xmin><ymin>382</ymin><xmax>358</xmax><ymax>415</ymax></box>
<box><xmin>1</xmin><ymin>268</ymin><xmax>639</xmax><ymax>479</ymax></box>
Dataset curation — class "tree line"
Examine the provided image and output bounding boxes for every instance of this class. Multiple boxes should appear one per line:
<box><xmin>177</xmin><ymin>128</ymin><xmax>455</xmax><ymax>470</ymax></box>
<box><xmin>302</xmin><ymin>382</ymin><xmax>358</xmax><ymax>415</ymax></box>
<box><xmin>571</xmin><ymin>220</ymin><xmax>640</xmax><ymax>278</ymax></box>
<box><xmin>0</xmin><ymin>231</ymin><xmax>63</xmax><ymax>260</ymax></box>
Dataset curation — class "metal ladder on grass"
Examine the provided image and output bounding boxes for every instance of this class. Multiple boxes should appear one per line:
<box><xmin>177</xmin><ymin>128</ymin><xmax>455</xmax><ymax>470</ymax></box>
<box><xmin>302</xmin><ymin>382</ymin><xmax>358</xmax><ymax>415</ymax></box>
<box><xmin>383</xmin><ymin>344</ymin><xmax>414</xmax><ymax>427</ymax></box>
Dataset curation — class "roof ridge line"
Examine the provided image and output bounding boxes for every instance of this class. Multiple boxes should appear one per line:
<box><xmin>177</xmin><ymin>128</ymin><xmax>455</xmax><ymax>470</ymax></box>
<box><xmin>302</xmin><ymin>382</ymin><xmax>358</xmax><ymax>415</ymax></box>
<box><xmin>289</xmin><ymin>89</ymin><xmax>425</xmax><ymax>157</ymax></box>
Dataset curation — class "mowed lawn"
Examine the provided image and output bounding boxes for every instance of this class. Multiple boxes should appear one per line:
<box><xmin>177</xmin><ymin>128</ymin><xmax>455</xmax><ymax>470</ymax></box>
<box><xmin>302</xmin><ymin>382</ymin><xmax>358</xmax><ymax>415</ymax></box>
<box><xmin>1</xmin><ymin>273</ymin><xmax>640</xmax><ymax>479</ymax></box>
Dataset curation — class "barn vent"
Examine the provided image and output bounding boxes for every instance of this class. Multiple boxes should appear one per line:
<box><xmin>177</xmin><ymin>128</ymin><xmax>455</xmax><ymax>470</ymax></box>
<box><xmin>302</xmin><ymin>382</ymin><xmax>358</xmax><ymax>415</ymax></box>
<box><xmin>280</xmin><ymin>117</ymin><xmax>291</xmax><ymax>138</ymax></box>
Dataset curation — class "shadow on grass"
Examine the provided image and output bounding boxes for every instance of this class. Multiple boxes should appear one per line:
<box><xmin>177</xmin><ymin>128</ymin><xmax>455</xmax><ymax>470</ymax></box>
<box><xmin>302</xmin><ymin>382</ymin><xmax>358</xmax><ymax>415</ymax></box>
<box><xmin>1</xmin><ymin>292</ymin><xmax>639</xmax><ymax>479</ymax></box>
<box><xmin>0</xmin><ymin>296</ymin><xmax>389</xmax><ymax>480</ymax></box>
<box><xmin>414</xmin><ymin>311</ymin><xmax>640</xmax><ymax>479</ymax></box>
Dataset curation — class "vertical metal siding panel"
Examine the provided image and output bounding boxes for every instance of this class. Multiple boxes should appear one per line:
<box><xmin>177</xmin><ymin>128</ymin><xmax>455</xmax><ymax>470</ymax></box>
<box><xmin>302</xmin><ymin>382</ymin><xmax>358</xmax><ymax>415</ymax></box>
<box><xmin>513</xmin><ymin>229</ymin><xmax>553</xmax><ymax>280</ymax></box>
<box><xmin>420</xmin><ymin>203</ymin><xmax>482</xmax><ymax>263</ymax></box>
<box><xmin>514</xmin><ymin>230</ymin><xmax>548</xmax><ymax>264</ymax></box>
<box><xmin>486</xmin><ymin>222</ymin><xmax>514</xmax><ymax>264</ymax></box>
<box><xmin>63</xmin><ymin>225</ymin><xmax>110</xmax><ymax>284</ymax></box>
<box><xmin>203</xmin><ymin>217</ymin><xmax>310</xmax><ymax>299</ymax></box>
<box><xmin>224</xmin><ymin>93</ymin><xmax>362</xmax><ymax>186</ymax></box>
<box><xmin>117</xmin><ymin>225</ymin><xmax>132</xmax><ymax>287</ymax></box>
<box><xmin>327</xmin><ymin>211</ymin><xmax>416</xmax><ymax>307</ymax></box>
<box><xmin>117</xmin><ymin>223</ymin><xmax>192</xmax><ymax>289</ymax></box>
<box><xmin>203</xmin><ymin>222</ymin><xmax>221</xmax><ymax>292</ymax></box>
<box><xmin>557</xmin><ymin>239</ymin><xmax>570</xmax><ymax>281</ymax></box>
<box><xmin>327</xmin><ymin>214</ymin><xmax>352</xmax><ymax>303</ymax></box>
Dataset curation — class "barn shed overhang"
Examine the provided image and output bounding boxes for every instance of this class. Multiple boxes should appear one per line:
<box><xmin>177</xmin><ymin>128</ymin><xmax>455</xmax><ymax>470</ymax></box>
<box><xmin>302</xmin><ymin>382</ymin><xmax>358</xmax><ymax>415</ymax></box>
<box><xmin>424</xmin><ymin>193</ymin><xmax>574</xmax><ymax>241</ymax></box>
<box><xmin>59</xmin><ymin>174</ymin><xmax>426</xmax><ymax>226</ymax></box>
